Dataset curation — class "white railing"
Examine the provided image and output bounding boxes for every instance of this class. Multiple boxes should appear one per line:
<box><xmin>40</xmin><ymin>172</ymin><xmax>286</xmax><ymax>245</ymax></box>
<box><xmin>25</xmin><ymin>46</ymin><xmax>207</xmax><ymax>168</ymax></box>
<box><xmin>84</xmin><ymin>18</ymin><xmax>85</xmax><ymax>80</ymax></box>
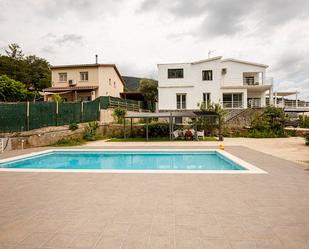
<box><xmin>248</xmin><ymin>99</ymin><xmax>261</xmax><ymax>108</ymax></box>
<box><xmin>279</xmin><ymin>100</ymin><xmax>309</xmax><ymax>109</ymax></box>
<box><xmin>222</xmin><ymin>101</ymin><xmax>243</xmax><ymax>109</ymax></box>
<box><xmin>0</xmin><ymin>138</ymin><xmax>3</xmax><ymax>153</ymax></box>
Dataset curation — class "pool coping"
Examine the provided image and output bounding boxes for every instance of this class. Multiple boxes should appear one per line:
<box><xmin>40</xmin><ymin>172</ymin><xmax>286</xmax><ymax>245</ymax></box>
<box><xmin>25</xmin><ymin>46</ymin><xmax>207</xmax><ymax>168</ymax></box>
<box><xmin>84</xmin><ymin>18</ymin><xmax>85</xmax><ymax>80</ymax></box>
<box><xmin>0</xmin><ymin>149</ymin><xmax>267</xmax><ymax>174</ymax></box>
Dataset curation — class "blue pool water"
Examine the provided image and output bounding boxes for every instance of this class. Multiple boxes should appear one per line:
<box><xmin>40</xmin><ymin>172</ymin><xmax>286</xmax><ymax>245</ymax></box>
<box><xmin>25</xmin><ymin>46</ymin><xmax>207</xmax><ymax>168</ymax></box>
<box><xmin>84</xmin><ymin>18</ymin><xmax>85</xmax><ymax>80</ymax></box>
<box><xmin>0</xmin><ymin>151</ymin><xmax>246</xmax><ymax>171</ymax></box>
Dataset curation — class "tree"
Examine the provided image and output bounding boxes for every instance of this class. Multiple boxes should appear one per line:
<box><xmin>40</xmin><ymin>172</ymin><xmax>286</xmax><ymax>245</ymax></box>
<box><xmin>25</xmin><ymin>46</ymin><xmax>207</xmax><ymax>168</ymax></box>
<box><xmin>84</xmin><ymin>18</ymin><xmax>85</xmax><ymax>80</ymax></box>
<box><xmin>112</xmin><ymin>107</ymin><xmax>127</xmax><ymax>124</ymax></box>
<box><xmin>197</xmin><ymin>102</ymin><xmax>226</xmax><ymax>136</ymax></box>
<box><xmin>5</xmin><ymin>43</ymin><xmax>24</xmax><ymax>59</ymax></box>
<box><xmin>24</xmin><ymin>55</ymin><xmax>51</xmax><ymax>90</ymax></box>
<box><xmin>250</xmin><ymin>106</ymin><xmax>287</xmax><ymax>137</ymax></box>
<box><xmin>0</xmin><ymin>75</ymin><xmax>34</xmax><ymax>102</ymax></box>
<box><xmin>0</xmin><ymin>44</ymin><xmax>51</xmax><ymax>92</ymax></box>
<box><xmin>53</xmin><ymin>94</ymin><xmax>62</xmax><ymax>103</ymax></box>
<box><xmin>139</xmin><ymin>79</ymin><xmax>158</xmax><ymax>112</ymax></box>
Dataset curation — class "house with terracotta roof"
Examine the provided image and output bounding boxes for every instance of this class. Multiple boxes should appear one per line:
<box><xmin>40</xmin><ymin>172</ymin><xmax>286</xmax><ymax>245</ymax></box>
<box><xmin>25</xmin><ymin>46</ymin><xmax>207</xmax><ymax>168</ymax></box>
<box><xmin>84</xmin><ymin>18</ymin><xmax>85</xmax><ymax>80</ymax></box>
<box><xmin>43</xmin><ymin>63</ymin><xmax>124</xmax><ymax>102</ymax></box>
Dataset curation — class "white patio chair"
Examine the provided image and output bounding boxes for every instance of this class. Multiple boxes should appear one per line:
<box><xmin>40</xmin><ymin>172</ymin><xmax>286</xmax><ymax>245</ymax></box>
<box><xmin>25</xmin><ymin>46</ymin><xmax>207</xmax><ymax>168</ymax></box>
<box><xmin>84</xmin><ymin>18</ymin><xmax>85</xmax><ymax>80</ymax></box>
<box><xmin>197</xmin><ymin>130</ymin><xmax>205</xmax><ymax>140</ymax></box>
<box><xmin>173</xmin><ymin>130</ymin><xmax>180</xmax><ymax>139</ymax></box>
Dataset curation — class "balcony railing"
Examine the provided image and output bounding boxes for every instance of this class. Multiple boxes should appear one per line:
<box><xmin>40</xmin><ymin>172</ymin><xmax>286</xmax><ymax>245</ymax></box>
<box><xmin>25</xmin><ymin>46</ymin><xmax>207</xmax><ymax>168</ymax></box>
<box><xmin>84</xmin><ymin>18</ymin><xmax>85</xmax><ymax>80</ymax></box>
<box><xmin>248</xmin><ymin>99</ymin><xmax>261</xmax><ymax>108</ymax></box>
<box><xmin>222</xmin><ymin>101</ymin><xmax>243</xmax><ymax>109</ymax></box>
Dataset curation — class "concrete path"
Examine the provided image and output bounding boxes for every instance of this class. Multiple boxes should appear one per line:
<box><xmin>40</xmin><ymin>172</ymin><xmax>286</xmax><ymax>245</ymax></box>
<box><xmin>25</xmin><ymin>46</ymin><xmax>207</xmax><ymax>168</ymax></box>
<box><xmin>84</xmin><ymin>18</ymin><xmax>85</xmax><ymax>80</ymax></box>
<box><xmin>0</xmin><ymin>145</ymin><xmax>308</xmax><ymax>248</ymax></box>
<box><xmin>85</xmin><ymin>137</ymin><xmax>309</xmax><ymax>166</ymax></box>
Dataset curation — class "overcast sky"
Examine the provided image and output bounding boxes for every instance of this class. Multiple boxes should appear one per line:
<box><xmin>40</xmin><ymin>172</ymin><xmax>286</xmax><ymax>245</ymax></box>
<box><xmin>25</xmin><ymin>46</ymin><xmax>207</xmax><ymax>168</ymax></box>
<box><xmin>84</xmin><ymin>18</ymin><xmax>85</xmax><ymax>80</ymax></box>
<box><xmin>0</xmin><ymin>0</ymin><xmax>308</xmax><ymax>100</ymax></box>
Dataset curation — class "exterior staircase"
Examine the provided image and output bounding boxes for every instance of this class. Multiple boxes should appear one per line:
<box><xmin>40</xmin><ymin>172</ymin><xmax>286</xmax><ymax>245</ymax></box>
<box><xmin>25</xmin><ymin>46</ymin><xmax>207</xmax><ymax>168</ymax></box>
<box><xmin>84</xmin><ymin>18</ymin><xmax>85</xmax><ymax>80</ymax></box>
<box><xmin>224</xmin><ymin>108</ymin><xmax>266</xmax><ymax>128</ymax></box>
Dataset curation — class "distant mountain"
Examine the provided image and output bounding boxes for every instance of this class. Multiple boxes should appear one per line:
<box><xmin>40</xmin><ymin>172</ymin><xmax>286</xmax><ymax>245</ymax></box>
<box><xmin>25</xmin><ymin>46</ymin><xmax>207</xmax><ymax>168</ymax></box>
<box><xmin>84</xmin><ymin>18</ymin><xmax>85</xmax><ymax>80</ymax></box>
<box><xmin>122</xmin><ymin>76</ymin><xmax>157</xmax><ymax>92</ymax></box>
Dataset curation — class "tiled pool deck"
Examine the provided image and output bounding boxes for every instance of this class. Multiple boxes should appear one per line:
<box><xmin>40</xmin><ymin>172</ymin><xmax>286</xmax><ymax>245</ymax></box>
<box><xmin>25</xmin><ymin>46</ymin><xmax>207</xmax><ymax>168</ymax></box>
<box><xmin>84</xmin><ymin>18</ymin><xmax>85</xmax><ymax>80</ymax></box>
<box><xmin>0</xmin><ymin>146</ymin><xmax>308</xmax><ymax>249</ymax></box>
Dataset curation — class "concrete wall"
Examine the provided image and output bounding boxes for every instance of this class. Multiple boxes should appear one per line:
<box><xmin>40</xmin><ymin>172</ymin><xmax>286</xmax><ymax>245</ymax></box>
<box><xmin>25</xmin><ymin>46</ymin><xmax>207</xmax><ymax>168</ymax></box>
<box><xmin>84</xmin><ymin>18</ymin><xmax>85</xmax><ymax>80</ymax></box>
<box><xmin>98</xmin><ymin>67</ymin><xmax>124</xmax><ymax>98</ymax></box>
<box><xmin>100</xmin><ymin>108</ymin><xmax>143</xmax><ymax>124</ymax></box>
<box><xmin>0</xmin><ymin>123</ymin><xmax>146</xmax><ymax>151</ymax></box>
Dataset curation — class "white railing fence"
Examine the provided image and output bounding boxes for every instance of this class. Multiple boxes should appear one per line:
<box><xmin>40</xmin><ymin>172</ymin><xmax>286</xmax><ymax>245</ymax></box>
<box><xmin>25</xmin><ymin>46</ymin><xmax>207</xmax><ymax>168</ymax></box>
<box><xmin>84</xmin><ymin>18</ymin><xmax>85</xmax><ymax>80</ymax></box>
<box><xmin>0</xmin><ymin>138</ymin><xmax>3</xmax><ymax>153</ymax></box>
<box><xmin>222</xmin><ymin>101</ymin><xmax>243</xmax><ymax>109</ymax></box>
<box><xmin>248</xmin><ymin>99</ymin><xmax>261</xmax><ymax>108</ymax></box>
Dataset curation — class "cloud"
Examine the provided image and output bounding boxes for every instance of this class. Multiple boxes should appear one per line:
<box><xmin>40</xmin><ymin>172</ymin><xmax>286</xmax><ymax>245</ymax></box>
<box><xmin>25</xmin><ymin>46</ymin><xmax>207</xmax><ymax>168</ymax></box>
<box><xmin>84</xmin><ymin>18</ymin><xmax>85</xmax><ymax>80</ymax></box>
<box><xmin>36</xmin><ymin>0</ymin><xmax>123</xmax><ymax>20</ymax></box>
<box><xmin>1</xmin><ymin>0</ymin><xmax>308</xmax><ymax>100</ymax></box>
<box><xmin>40</xmin><ymin>45</ymin><xmax>55</xmax><ymax>54</ymax></box>
<box><xmin>138</xmin><ymin>0</ymin><xmax>309</xmax><ymax>37</ymax></box>
<box><xmin>55</xmin><ymin>34</ymin><xmax>84</xmax><ymax>46</ymax></box>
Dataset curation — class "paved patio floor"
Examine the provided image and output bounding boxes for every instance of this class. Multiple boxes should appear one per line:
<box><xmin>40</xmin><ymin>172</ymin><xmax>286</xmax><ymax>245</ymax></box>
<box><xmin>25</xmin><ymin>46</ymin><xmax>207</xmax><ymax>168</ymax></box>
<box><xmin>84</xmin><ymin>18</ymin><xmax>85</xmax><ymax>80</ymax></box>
<box><xmin>0</xmin><ymin>146</ymin><xmax>309</xmax><ymax>249</ymax></box>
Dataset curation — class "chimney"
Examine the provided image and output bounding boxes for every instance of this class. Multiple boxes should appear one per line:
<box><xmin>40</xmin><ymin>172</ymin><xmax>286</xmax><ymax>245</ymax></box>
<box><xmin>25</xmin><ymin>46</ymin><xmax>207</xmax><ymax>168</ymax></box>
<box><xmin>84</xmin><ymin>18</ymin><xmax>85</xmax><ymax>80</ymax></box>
<box><xmin>95</xmin><ymin>54</ymin><xmax>98</xmax><ymax>64</ymax></box>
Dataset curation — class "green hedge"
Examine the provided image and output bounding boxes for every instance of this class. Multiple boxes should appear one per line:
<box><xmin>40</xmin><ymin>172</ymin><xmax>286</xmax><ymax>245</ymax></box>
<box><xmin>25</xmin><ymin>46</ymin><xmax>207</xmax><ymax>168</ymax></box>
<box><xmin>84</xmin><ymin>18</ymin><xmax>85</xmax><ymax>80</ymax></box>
<box><xmin>148</xmin><ymin>122</ymin><xmax>170</xmax><ymax>137</ymax></box>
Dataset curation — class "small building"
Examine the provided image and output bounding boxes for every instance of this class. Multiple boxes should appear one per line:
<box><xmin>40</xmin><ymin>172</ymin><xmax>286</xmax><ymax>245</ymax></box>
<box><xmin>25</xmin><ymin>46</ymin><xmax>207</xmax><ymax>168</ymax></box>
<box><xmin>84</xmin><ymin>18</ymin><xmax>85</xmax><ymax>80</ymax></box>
<box><xmin>158</xmin><ymin>56</ymin><xmax>274</xmax><ymax>112</ymax></box>
<box><xmin>43</xmin><ymin>63</ymin><xmax>124</xmax><ymax>102</ymax></box>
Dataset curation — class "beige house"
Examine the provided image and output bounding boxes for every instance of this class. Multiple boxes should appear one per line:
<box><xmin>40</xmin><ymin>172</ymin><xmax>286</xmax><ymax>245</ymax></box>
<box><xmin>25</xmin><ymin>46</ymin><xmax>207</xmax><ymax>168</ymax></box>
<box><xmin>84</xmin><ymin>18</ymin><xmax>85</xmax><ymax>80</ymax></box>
<box><xmin>43</xmin><ymin>64</ymin><xmax>124</xmax><ymax>102</ymax></box>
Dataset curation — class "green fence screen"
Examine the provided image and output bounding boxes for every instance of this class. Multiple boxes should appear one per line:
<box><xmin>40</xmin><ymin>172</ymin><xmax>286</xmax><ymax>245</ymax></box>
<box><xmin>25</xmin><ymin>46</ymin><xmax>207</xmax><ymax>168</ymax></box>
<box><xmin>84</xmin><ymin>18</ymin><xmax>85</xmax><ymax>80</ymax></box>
<box><xmin>29</xmin><ymin>102</ymin><xmax>57</xmax><ymax>130</ymax></box>
<box><xmin>0</xmin><ymin>96</ymin><xmax>150</xmax><ymax>133</ymax></box>
<box><xmin>0</xmin><ymin>103</ymin><xmax>27</xmax><ymax>132</ymax></box>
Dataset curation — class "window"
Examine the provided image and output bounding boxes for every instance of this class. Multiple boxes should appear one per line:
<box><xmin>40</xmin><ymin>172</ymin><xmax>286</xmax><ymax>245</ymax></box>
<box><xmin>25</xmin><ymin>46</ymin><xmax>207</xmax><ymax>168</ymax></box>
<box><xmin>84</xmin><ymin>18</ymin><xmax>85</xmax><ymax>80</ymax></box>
<box><xmin>114</xmin><ymin>82</ymin><xmax>116</xmax><ymax>88</ymax></box>
<box><xmin>109</xmin><ymin>78</ymin><xmax>111</xmax><ymax>85</ymax></box>
<box><xmin>175</xmin><ymin>117</ymin><xmax>183</xmax><ymax>124</ymax></box>
<box><xmin>203</xmin><ymin>93</ymin><xmax>211</xmax><ymax>108</ymax></box>
<box><xmin>59</xmin><ymin>73</ymin><xmax>67</xmax><ymax>82</ymax></box>
<box><xmin>176</xmin><ymin>94</ymin><xmax>186</xmax><ymax>109</ymax></box>
<box><xmin>168</xmin><ymin>69</ymin><xmax>183</xmax><ymax>78</ymax></box>
<box><xmin>223</xmin><ymin>93</ymin><xmax>243</xmax><ymax>108</ymax></box>
<box><xmin>80</xmin><ymin>72</ymin><xmax>88</xmax><ymax>81</ymax></box>
<box><xmin>244</xmin><ymin>76</ymin><xmax>255</xmax><ymax>85</ymax></box>
<box><xmin>202</xmin><ymin>70</ymin><xmax>213</xmax><ymax>81</ymax></box>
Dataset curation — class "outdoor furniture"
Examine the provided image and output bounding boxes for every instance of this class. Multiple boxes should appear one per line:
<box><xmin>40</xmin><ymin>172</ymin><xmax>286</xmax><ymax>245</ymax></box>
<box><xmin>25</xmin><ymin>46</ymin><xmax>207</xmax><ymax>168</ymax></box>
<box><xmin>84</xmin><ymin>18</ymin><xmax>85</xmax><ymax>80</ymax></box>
<box><xmin>185</xmin><ymin>130</ymin><xmax>193</xmax><ymax>140</ymax></box>
<box><xmin>197</xmin><ymin>130</ymin><xmax>205</xmax><ymax>140</ymax></box>
<box><xmin>124</xmin><ymin>111</ymin><xmax>220</xmax><ymax>141</ymax></box>
<box><xmin>173</xmin><ymin>130</ymin><xmax>181</xmax><ymax>139</ymax></box>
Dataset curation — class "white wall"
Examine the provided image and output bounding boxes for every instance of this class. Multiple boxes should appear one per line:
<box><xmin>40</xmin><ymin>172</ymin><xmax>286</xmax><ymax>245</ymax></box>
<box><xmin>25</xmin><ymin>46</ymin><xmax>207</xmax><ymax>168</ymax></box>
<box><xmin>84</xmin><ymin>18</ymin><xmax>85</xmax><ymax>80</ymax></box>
<box><xmin>158</xmin><ymin>58</ymin><xmax>269</xmax><ymax>110</ymax></box>
<box><xmin>221</xmin><ymin>61</ymin><xmax>266</xmax><ymax>87</ymax></box>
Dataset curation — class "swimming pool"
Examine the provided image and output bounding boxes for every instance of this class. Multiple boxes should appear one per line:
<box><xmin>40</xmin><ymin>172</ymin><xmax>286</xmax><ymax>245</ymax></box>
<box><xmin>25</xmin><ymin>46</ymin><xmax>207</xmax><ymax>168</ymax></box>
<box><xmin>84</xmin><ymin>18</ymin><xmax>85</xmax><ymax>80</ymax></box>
<box><xmin>0</xmin><ymin>149</ymin><xmax>266</xmax><ymax>174</ymax></box>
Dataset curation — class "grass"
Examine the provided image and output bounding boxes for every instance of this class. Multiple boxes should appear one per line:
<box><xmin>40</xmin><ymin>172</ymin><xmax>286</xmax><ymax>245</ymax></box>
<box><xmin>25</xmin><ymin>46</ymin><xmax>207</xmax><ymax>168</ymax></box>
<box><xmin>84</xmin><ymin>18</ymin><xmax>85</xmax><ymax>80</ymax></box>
<box><xmin>52</xmin><ymin>138</ymin><xmax>87</xmax><ymax>146</ymax></box>
<box><xmin>107</xmin><ymin>137</ymin><xmax>218</xmax><ymax>142</ymax></box>
<box><xmin>107</xmin><ymin>137</ymin><xmax>170</xmax><ymax>142</ymax></box>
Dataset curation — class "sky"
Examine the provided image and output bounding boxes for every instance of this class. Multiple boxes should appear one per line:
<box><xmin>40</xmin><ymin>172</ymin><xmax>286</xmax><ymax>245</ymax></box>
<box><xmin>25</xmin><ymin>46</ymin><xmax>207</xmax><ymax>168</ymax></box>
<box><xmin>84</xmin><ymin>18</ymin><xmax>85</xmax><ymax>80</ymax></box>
<box><xmin>0</xmin><ymin>0</ymin><xmax>309</xmax><ymax>100</ymax></box>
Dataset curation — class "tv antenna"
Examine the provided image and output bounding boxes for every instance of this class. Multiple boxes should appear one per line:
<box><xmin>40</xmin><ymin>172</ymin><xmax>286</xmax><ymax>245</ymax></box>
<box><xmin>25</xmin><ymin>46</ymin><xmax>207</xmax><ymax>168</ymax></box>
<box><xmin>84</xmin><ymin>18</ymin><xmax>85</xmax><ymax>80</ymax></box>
<box><xmin>208</xmin><ymin>50</ymin><xmax>216</xmax><ymax>58</ymax></box>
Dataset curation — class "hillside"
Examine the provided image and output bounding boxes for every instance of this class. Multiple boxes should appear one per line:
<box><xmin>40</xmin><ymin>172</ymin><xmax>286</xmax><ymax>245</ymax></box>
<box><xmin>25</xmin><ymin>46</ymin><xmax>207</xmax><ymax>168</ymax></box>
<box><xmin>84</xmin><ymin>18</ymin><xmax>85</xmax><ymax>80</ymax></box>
<box><xmin>122</xmin><ymin>76</ymin><xmax>157</xmax><ymax>92</ymax></box>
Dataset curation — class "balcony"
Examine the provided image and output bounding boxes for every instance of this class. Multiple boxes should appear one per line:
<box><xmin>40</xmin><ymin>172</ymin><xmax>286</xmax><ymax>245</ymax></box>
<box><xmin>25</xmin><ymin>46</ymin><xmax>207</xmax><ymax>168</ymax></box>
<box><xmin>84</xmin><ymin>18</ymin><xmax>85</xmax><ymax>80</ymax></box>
<box><xmin>222</xmin><ymin>101</ymin><xmax>243</xmax><ymax>109</ymax></box>
<box><xmin>243</xmin><ymin>72</ymin><xmax>264</xmax><ymax>86</ymax></box>
<box><xmin>248</xmin><ymin>99</ymin><xmax>261</xmax><ymax>108</ymax></box>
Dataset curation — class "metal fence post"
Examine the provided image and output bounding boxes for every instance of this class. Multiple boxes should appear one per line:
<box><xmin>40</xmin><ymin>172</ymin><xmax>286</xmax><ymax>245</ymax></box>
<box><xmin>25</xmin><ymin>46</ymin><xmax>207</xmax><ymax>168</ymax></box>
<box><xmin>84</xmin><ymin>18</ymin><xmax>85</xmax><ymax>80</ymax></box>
<box><xmin>26</xmin><ymin>102</ymin><xmax>30</xmax><ymax>131</ymax></box>
<box><xmin>81</xmin><ymin>101</ymin><xmax>84</xmax><ymax>122</ymax></box>
<box><xmin>55</xmin><ymin>101</ymin><xmax>59</xmax><ymax>126</ymax></box>
<box><xmin>98</xmin><ymin>101</ymin><xmax>101</xmax><ymax>121</ymax></box>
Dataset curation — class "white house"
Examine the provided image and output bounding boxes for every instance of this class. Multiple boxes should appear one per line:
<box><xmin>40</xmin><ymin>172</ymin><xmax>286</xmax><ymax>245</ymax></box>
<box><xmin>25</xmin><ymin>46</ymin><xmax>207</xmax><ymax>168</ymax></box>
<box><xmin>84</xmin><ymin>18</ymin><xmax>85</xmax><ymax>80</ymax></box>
<box><xmin>158</xmin><ymin>56</ymin><xmax>273</xmax><ymax>112</ymax></box>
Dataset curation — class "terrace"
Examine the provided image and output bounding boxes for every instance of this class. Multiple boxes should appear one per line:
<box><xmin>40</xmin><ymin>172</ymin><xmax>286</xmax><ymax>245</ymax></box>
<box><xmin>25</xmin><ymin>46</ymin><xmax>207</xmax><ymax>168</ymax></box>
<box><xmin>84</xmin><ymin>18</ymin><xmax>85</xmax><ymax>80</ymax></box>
<box><xmin>0</xmin><ymin>138</ymin><xmax>308</xmax><ymax>248</ymax></box>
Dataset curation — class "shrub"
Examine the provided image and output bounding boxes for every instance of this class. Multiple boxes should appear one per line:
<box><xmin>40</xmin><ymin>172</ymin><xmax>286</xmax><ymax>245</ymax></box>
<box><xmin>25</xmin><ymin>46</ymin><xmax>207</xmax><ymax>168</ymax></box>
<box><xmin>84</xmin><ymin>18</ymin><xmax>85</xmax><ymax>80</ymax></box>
<box><xmin>147</xmin><ymin>122</ymin><xmax>169</xmax><ymax>137</ymax></box>
<box><xmin>198</xmin><ymin>102</ymin><xmax>225</xmax><ymax>136</ymax></box>
<box><xmin>53</xmin><ymin>94</ymin><xmax>62</xmax><ymax>103</ymax></box>
<box><xmin>299</xmin><ymin>115</ymin><xmax>309</xmax><ymax>128</ymax></box>
<box><xmin>305</xmin><ymin>133</ymin><xmax>309</xmax><ymax>146</ymax></box>
<box><xmin>83</xmin><ymin>121</ymin><xmax>99</xmax><ymax>141</ymax></box>
<box><xmin>69</xmin><ymin>123</ymin><xmax>79</xmax><ymax>131</ymax></box>
<box><xmin>249</xmin><ymin>106</ymin><xmax>287</xmax><ymax>138</ymax></box>
<box><xmin>53</xmin><ymin>138</ymin><xmax>86</xmax><ymax>146</ymax></box>
<box><xmin>112</xmin><ymin>107</ymin><xmax>127</xmax><ymax>124</ymax></box>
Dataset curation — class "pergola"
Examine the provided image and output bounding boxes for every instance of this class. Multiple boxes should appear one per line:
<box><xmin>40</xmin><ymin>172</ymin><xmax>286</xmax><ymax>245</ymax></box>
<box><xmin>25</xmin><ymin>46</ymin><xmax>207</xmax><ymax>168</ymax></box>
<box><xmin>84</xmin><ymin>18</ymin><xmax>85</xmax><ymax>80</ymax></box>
<box><xmin>124</xmin><ymin>111</ymin><xmax>219</xmax><ymax>141</ymax></box>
